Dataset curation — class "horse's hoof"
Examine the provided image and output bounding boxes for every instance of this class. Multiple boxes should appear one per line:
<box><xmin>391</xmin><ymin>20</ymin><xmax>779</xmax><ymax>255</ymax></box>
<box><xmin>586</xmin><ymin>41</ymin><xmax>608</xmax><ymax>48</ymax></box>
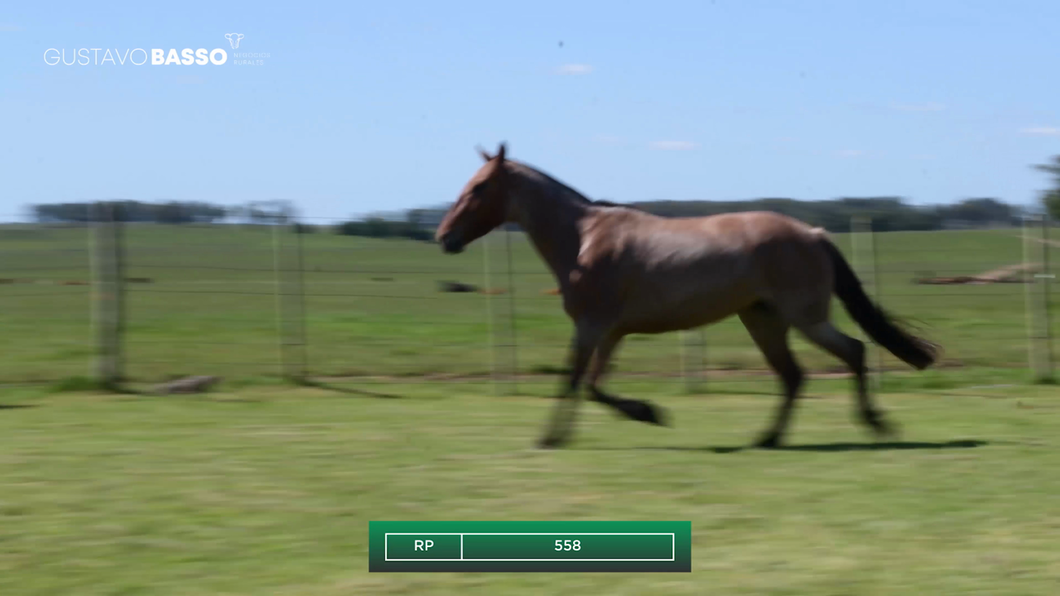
<box><xmin>754</xmin><ymin>433</ymin><xmax>782</xmax><ymax>449</ymax></box>
<box><xmin>863</xmin><ymin>410</ymin><xmax>899</xmax><ymax>440</ymax></box>
<box><xmin>645</xmin><ymin>403</ymin><xmax>671</xmax><ymax>427</ymax></box>
<box><xmin>871</xmin><ymin>418</ymin><xmax>900</xmax><ymax>440</ymax></box>
<box><xmin>625</xmin><ymin>401</ymin><xmax>670</xmax><ymax>427</ymax></box>
<box><xmin>536</xmin><ymin>435</ymin><xmax>567</xmax><ymax>449</ymax></box>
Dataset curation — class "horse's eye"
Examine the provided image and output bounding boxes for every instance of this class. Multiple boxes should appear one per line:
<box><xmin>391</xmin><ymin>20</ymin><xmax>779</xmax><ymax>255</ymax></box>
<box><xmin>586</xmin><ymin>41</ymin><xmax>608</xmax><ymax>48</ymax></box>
<box><xmin>471</xmin><ymin>182</ymin><xmax>488</xmax><ymax>195</ymax></box>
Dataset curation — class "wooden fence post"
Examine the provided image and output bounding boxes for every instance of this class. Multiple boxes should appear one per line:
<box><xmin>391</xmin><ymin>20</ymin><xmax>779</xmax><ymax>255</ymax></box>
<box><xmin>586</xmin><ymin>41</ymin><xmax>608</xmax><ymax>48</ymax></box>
<box><xmin>851</xmin><ymin>216</ymin><xmax>882</xmax><ymax>391</ymax></box>
<box><xmin>290</xmin><ymin>221</ymin><xmax>309</xmax><ymax>382</ymax></box>
<box><xmin>270</xmin><ymin>211</ymin><xmax>309</xmax><ymax>383</ymax></box>
<box><xmin>91</xmin><ymin>202</ymin><xmax>125</xmax><ymax>390</ymax></box>
<box><xmin>504</xmin><ymin>227</ymin><xmax>519</xmax><ymax>395</ymax></box>
<box><xmin>1038</xmin><ymin>215</ymin><xmax>1054</xmax><ymax>381</ymax></box>
<box><xmin>482</xmin><ymin>232</ymin><xmax>500</xmax><ymax>395</ymax></box>
<box><xmin>680</xmin><ymin>329</ymin><xmax>707</xmax><ymax>394</ymax></box>
<box><xmin>1024</xmin><ymin>214</ymin><xmax>1054</xmax><ymax>382</ymax></box>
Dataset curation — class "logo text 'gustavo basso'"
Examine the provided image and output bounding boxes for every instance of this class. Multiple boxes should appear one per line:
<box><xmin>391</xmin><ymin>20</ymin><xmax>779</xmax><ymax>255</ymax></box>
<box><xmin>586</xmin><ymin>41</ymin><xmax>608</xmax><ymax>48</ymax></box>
<box><xmin>43</xmin><ymin>47</ymin><xmax>229</xmax><ymax>66</ymax></box>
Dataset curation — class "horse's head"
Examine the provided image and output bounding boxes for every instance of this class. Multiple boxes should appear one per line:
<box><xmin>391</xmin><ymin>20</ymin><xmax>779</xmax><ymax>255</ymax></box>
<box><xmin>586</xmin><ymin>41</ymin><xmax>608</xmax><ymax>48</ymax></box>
<box><xmin>436</xmin><ymin>142</ymin><xmax>511</xmax><ymax>254</ymax></box>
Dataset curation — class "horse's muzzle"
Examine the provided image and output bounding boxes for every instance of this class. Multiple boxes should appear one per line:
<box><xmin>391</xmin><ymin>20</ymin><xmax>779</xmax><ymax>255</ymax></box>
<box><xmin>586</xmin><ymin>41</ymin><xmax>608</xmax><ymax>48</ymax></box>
<box><xmin>439</xmin><ymin>233</ymin><xmax>465</xmax><ymax>254</ymax></box>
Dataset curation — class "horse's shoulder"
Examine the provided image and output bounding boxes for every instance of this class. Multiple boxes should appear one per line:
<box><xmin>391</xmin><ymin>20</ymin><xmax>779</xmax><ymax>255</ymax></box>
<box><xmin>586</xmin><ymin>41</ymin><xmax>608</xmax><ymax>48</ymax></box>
<box><xmin>577</xmin><ymin>210</ymin><xmax>636</xmax><ymax>266</ymax></box>
<box><xmin>807</xmin><ymin>226</ymin><xmax>830</xmax><ymax>239</ymax></box>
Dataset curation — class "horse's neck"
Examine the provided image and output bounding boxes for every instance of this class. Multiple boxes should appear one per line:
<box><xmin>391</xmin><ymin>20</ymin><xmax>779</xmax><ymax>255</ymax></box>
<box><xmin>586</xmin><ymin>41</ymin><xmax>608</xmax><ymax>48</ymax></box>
<box><xmin>509</xmin><ymin>183</ymin><xmax>588</xmax><ymax>285</ymax></box>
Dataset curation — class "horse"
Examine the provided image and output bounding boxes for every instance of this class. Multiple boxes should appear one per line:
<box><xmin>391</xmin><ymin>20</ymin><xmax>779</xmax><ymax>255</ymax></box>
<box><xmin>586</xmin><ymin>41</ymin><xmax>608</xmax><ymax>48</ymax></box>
<box><xmin>435</xmin><ymin>142</ymin><xmax>940</xmax><ymax>449</ymax></box>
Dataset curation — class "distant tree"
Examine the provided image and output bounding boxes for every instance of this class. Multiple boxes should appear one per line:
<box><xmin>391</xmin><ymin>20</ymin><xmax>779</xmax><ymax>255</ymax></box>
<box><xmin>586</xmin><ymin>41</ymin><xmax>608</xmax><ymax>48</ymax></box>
<box><xmin>625</xmin><ymin>196</ymin><xmax>951</xmax><ymax>232</ymax></box>
<box><xmin>1044</xmin><ymin>191</ymin><xmax>1060</xmax><ymax>221</ymax></box>
<box><xmin>33</xmin><ymin>203</ymin><xmax>79</xmax><ymax>222</ymax></box>
<box><xmin>936</xmin><ymin>198</ymin><xmax>1015</xmax><ymax>226</ymax></box>
<box><xmin>183</xmin><ymin>201</ymin><xmax>227</xmax><ymax>223</ymax></box>
<box><xmin>30</xmin><ymin>200</ymin><xmax>229</xmax><ymax>224</ymax></box>
<box><xmin>156</xmin><ymin>202</ymin><xmax>192</xmax><ymax>224</ymax></box>
<box><xmin>334</xmin><ymin>215</ymin><xmax>433</xmax><ymax>241</ymax></box>
<box><xmin>1036</xmin><ymin>156</ymin><xmax>1060</xmax><ymax>220</ymax></box>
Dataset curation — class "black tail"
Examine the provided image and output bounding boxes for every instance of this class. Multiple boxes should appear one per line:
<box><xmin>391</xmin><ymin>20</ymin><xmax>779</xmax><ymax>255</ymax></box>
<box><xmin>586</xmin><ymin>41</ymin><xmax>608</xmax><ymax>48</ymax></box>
<box><xmin>821</xmin><ymin>239</ymin><xmax>940</xmax><ymax>370</ymax></box>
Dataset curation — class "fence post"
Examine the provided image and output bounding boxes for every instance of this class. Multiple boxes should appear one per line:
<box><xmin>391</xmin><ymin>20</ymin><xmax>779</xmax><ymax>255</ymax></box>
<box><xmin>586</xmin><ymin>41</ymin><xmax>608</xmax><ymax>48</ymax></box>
<box><xmin>276</xmin><ymin>218</ymin><xmax>309</xmax><ymax>383</ymax></box>
<box><xmin>271</xmin><ymin>218</ymin><xmax>286</xmax><ymax>379</ymax></box>
<box><xmin>699</xmin><ymin>328</ymin><xmax>707</xmax><ymax>393</ymax></box>
<box><xmin>680</xmin><ymin>329</ymin><xmax>706</xmax><ymax>394</ymax></box>
<box><xmin>1023</xmin><ymin>214</ymin><xmax>1054</xmax><ymax>382</ymax></box>
<box><xmin>868</xmin><ymin>219</ymin><xmax>883</xmax><ymax>389</ymax></box>
<box><xmin>258</xmin><ymin>202</ymin><xmax>307</xmax><ymax>383</ymax></box>
<box><xmin>88</xmin><ymin>209</ymin><xmax>96</xmax><ymax>380</ymax></box>
<box><xmin>1024</xmin><ymin>214</ymin><xmax>1038</xmax><ymax>376</ymax></box>
<box><xmin>505</xmin><ymin>227</ymin><xmax>519</xmax><ymax>395</ymax></box>
<box><xmin>851</xmin><ymin>216</ymin><xmax>881</xmax><ymax>391</ymax></box>
<box><xmin>679</xmin><ymin>331</ymin><xmax>688</xmax><ymax>392</ymax></box>
<box><xmin>291</xmin><ymin>221</ymin><xmax>309</xmax><ymax>382</ymax></box>
<box><xmin>482</xmin><ymin>232</ymin><xmax>499</xmax><ymax>395</ymax></box>
<box><xmin>90</xmin><ymin>201</ymin><xmax>125</xmax><ymax>390</ymax></box>
<box><xmin>1040</xmin><ymin>215</ymin><xmax>1054</xmax><ymax>381</ymax></box>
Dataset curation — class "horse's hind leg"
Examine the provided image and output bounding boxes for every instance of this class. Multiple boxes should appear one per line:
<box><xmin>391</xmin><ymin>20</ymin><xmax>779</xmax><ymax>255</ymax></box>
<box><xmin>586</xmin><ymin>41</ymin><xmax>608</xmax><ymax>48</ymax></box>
<box><xmin>537</xmin><ymin>320</ymin><xmax>603</xmax><ymax>449</ymax></box>
<box><xmin>588</xmin><ymin>333</ymin><xmax>669</xmax><ymax>426</ymax></box>
<box><xmin>739</xmin><ymin>303</ymin><xmax>804</xmax><ymax>448</ymax></box>
<box><xmin>797</xmin><ymin>320</ymin><xmax>896</xmax><ymax>438</ymax></box>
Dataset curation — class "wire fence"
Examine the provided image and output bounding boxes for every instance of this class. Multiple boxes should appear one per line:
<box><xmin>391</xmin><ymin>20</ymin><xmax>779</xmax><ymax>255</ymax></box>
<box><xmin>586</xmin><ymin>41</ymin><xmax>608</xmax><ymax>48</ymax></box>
<box><xmin>2</xmin><ymin>203</ymin><xmax>1056</xmax><ymax>391</ymax></box>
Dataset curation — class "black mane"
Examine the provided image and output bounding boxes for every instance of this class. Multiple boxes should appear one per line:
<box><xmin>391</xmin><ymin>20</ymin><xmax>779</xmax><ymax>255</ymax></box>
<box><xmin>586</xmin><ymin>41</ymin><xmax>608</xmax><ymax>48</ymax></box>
<box><xmin>508</xmin><ymin>161</ymin><xmax>633</xmax><ymax>210</ymax></box>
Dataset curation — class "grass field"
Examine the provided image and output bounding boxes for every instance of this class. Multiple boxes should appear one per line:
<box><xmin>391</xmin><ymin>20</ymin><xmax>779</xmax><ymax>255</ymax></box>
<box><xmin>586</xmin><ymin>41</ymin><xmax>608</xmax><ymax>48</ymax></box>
<box><xmin>1</xmin><ymin>223</ymin><xmax>1055</xmax><ymax>387</ymax></box>
<box><xmin>4</xmin><ymin>224</ymin><xmax>1060</xmax><ymax>594</ymax></box>
<box><xmin>0</xmin><ymin>379</ymin><xmax>1058</xmax><ymax>595</ymax></box>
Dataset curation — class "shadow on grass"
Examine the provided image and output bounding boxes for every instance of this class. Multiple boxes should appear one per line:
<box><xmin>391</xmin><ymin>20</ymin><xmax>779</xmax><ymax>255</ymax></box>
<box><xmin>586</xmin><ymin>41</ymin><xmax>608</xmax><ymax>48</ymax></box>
<box><xmin>0</xmin><ymin>404</ymin><xmax>37</xmax><ymax>410</ymax></box>
<box><xmin>299</xmin><ymin>380</ymin><xmax>403</xmax><ymax>400</ymax></box>
<box><xmin>588</xmin><ymin>439</ymin><xmax>989</xmax><ymax>454</ymax></box>
<box><xmin>103</xmin><ymin>388</ymin><xmax>268</xmax><ymax>403</ymax></box>
<box><xmin>167</xmin><ymin>395</ymin><xmax>267</xmax><ymax>404</ymax></box>
<box><xmin>704</xmin><ymin>439</ymin><xmax>988</xmax><ymax>453</ymax></box>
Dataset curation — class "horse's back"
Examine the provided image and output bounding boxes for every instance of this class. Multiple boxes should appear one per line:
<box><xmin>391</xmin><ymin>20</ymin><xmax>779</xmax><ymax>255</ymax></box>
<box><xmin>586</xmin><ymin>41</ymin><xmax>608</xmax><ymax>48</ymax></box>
<box><xmin>615</xmin><ymin>209</ymin><xmax>825</xmax><ymax>260</ymax></box>
<box><xmin>685</xmin><ymin>210</ymin><xmax>825</xmax><ymax>243</ymax></box>
<box><xmin>584</xmin><ymin>207</ymin><xmax>828</xmax><ymax>275</ymax></box>
<box><xmin>588</xmin><ymin>209</ymin><xmax>835</xmax><ymax>332</ymax></box>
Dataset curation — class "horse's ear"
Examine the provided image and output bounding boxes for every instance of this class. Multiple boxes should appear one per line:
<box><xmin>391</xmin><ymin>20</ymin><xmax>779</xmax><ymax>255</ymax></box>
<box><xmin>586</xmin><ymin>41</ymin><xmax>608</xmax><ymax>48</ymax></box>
<box><xmin>496</xmin><ymin>142</ymin><xmax>506</xmax><ymax>163</ymax></box>
<box><xmin>476</xmin><ymin>145</ymin><xmax>492</xmax><ymax>162</ymax></box>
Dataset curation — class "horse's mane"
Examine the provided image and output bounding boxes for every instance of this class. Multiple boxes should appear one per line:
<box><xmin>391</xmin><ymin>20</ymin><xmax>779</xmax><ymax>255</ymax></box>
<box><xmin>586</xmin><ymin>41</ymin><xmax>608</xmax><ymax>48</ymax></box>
<box><xmin>507</xmin><ymin>161</ymin><xmax>631</xmax><ymax>210</ymax></box>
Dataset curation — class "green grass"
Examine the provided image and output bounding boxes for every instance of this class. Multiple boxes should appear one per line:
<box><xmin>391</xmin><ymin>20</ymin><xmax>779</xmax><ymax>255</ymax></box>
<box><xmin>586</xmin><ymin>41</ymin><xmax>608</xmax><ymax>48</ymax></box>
<box><xmin>3</xmin><ymin>221</ymin><xmax>1059</xmax><ymax>593</ymax></box>
<box><xmin>2</xmin><ymin>223</ymin><xmax>1056</xmax><ymax>387</ymax></box>
<box><xmin>0</xmin><ymin>380</ymin><xmax>1058</xmax><ymax>594</ymax></box>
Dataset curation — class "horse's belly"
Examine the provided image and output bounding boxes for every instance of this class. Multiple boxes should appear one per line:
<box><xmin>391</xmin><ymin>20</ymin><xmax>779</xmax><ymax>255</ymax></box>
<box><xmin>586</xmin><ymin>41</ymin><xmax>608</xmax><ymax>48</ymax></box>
<box><xmin>619</xmin><ymin>285</ymin><xmax>757</xmax><ymax>334</ymax></box>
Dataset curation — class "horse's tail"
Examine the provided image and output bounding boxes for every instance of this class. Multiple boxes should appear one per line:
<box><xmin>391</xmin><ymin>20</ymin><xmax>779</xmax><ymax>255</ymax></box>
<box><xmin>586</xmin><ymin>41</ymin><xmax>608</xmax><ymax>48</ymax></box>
<box><xmin>821</xmin><ymin>238</ymin><xmax>940</xmax><ymax>370</ymax></box>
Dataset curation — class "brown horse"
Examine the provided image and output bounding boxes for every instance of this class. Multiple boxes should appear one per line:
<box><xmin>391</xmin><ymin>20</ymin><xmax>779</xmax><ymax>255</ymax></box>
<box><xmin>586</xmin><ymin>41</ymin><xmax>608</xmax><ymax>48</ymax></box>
<box><xmin>436</xmin><ymin>143</ymin><xmax>940</xmax><ymax>449</ymax></box>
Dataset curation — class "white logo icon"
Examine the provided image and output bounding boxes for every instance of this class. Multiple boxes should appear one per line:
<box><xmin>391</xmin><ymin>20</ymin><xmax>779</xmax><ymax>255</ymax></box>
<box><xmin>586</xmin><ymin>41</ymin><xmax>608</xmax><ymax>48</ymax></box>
<box><xmin>225</xmin><ymin>33</ymin><xmax>244</xmax><ymax>49</ymax></box>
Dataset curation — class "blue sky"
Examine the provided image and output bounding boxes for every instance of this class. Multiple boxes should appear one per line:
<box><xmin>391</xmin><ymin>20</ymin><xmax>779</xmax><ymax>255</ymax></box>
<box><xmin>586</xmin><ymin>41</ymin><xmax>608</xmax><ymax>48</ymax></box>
<box><xmin>2</xmin><ymin>0</ymin><xmax>1059</xmax><ymax>222</ymax></box>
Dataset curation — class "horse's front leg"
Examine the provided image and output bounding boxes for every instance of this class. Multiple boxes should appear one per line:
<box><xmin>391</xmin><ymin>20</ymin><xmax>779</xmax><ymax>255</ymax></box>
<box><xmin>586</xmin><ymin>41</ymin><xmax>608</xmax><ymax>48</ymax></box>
<box><xmin>588</xmin><ymin>333</ymin><xmax>669</xmax><ymax>427</ymax></box>
<box><xmin>537</xmin><ymin>320</ymin><xmax>602</xmax><ymax>449</ymax></box>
